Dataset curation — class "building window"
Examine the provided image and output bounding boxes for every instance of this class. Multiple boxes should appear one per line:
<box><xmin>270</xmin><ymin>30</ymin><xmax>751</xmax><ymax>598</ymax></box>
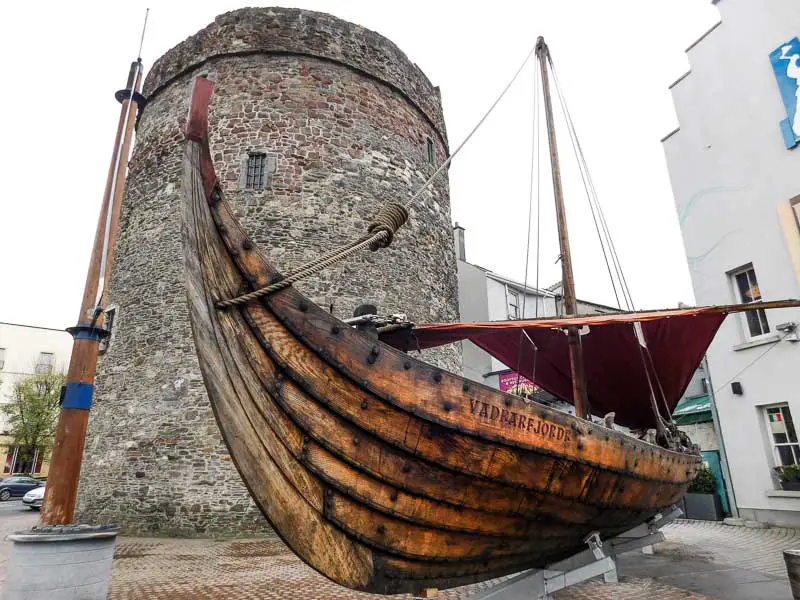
<box><xmin>245</xmin><ymin>153</ymin><xmax>267</xmax><ymax>190</ymax></box>
<box><xmin>732</xmin><ymin>266</ymin><xmax>769</xmax><ymax>338</ymax></box>
<box><xmin>426</xmin><ymin>138</ymin><xmax>435</xmax><ymax>166</ymax></box>
<box><xmin>3</xmin><ymin>447</ymin><xmax>43</xmax><ymax>475</ymax></box>
<box><xmin>508</xmin><ymin>289</ymin><xmax>520</xmax><ymax>319</ymax></box>
<box><xmin>35</xmin><ymin>352</ymin><xmax>54</xmax><ymax>375</ymax></box>
<box><xmin>765</xmin><ymin>405</ymin><xmax>800</xmax><ymax>466</ymax></box>
<box><xmin>0</xmin><ymin>348</ymin><xmax>5</xmax><ymax>370</ymax></box>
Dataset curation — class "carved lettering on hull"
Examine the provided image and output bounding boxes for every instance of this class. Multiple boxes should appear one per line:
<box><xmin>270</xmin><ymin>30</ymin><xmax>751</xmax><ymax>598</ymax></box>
<box><xmin>470</xmin><ymin>400</ymin><xmax>572</xmax><ymax>443</ymax></box>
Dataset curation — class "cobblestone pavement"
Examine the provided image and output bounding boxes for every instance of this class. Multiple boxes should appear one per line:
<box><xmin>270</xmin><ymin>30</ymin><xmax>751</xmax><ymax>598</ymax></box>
<box><xmin>0</xmin><ymin>517</ymin><xmax>793</xmax><ymax>598</ymax></box>
<box><xmin>107</xmin><ymin>529</ymin><xmax>716</xmax><ymax>600</ymax></box>
<box><xmin>660</xmin><ymin>519</ymin><xmax>800</xmax><ymax>577</ymax></box>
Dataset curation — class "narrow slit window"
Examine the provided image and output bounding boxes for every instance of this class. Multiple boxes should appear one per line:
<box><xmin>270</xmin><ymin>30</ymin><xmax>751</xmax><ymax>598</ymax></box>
<box><xmin>426</xmin><ymin>138</ymin><xmax>435</xmax><ymax>166</ymax></box>
<box><xmin>99</xmin><ymin>308</ymin><xmax>116</xmax><ymax>355</ymax></box>
<box><xmin>246</xmin><ymin>153</ymin><xmax>267</xmax><ymax>190</ymax></box>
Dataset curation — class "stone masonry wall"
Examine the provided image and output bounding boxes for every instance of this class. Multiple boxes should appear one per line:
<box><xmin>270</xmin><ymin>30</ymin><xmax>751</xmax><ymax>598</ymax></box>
<box><xmin>76</xmin><ymin>7</ymin><xmax>461</xmax><ymax>536</ymax></box>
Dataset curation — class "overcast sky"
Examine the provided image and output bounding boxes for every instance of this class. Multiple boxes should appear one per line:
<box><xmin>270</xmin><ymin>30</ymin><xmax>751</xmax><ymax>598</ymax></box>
<box><xmin>0</xmin><ymin>1</ymin><xmax>719</xmax><ymax>329</ymax></box>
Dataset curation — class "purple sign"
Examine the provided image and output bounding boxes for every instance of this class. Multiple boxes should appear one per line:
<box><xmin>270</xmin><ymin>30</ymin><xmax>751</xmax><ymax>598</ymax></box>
<box><xmin>498</xmin><ymin>372</ymin><xmax>537</xmax><ymax>399</ymax></box>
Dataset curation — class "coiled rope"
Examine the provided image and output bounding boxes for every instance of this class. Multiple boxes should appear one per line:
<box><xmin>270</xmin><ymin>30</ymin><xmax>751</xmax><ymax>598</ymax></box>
<box><xmin>216</xmin><ymin>42</ymin><xmax>538</xmax><ymax>309</ymax></box>
<box><xmin>215</xmin><ymin>204</ymin><xmax>408</xmax><ymax>308</ymax></box>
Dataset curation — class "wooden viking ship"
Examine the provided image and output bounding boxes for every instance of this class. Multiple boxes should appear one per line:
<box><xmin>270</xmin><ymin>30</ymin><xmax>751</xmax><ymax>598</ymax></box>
<box><xmin>181</xmin><ymin>44</ymin><xmax>799</xmax><ymax>594</ymax></box>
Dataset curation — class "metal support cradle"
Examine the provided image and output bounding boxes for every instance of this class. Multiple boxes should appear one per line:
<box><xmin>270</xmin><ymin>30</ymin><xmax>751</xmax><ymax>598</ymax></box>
<box><xmin>461</xmin><ymin>507</ymin><xmax>682</xmax><ymax>600</ymax></box>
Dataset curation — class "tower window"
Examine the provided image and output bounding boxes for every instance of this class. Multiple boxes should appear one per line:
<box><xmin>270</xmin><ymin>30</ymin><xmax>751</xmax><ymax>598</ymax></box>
<box><xmin>426</xmin><ymin>138</ymin><xmax>435</xmax><ymax>165</ymax></box>
<box><xmin>246</xmin><ymin>153</ymin><xmax>268</xmax><ymax>190</ymax></box>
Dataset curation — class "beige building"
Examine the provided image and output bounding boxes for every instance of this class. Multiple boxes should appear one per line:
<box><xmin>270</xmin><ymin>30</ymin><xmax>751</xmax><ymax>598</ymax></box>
<box><xmin>0</xmin><ymin>322</ymin><xmax>72</xmax><ymax>476</ymax></box>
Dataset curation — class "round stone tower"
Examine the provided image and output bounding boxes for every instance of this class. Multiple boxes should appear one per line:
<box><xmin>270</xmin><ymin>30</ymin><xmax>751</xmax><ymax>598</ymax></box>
<box><xmin>77</xmin><ymin>7</ymin><xmax>460</xmax><ymax>535</ymax></box>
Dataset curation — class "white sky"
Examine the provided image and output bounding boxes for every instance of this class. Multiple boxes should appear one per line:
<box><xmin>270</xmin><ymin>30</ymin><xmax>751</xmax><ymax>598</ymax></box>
<box><xmin>0</xmin><ymin>1</ymin><xmax>719</xmax><ymax>329</ymax></box>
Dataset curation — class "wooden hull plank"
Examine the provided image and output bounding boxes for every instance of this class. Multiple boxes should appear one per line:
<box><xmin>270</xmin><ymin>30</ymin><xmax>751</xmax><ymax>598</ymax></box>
<box><xmin>243</xmin><ymin>298</ymin><xmax>682</xmax><ymax>513</ymax></box>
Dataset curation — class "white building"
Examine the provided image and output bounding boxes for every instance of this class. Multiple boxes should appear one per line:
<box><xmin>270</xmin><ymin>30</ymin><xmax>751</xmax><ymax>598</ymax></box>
<box><xmin>0</xmin><ymin>322</ymin><xmax>72</xmax><ymax>475</ymax></box>
<box><xmin>453</xmin><ymin>225</ymin><xmax>615</xmax><ymax>398</ymax></box>
<box><xmin>663</xmin><ymin>0</ymin><xmax>800</xmax><ymax>526</ymax></box>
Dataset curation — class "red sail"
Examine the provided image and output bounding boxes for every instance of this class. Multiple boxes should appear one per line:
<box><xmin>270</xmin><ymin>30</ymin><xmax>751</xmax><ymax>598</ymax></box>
<box><xmin>381</xmin><ymin>306</ymin><xmax>736</xmax><ymax>429</ymax></box>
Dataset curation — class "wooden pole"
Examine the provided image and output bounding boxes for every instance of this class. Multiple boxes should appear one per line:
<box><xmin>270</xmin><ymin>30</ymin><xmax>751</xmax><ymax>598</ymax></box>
<box><xmin>536</xmin><ymin>37</ymin><xmax>589</xmax><ymax>419</ymax></box>
<box><xmin>40</xmin><ymin>61</ymin><xmax>143</xmax><ymax>525</ymax></box>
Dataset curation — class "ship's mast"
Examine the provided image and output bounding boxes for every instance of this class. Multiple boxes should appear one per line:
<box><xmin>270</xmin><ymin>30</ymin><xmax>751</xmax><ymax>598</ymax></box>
<box><xmin>536</xmin><ymin>37</ymin><xmax>589</xmax><ymax>419</ymax></box>
<box><xmin>41</xmin><ymin>54</ymin><xmax>146</xmax><ymax>524</ymax></box>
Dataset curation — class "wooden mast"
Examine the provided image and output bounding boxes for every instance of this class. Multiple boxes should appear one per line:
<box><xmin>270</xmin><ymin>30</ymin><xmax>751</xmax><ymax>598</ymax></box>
<box><xmin>40</xmin><ymin>61</ymin><xmax>144</xmax><ymax>525</ymax></box>
<box><xmin>536</xmin><ymin>37</ymin><xmax>589</xmax><ymax>420</ymax></box>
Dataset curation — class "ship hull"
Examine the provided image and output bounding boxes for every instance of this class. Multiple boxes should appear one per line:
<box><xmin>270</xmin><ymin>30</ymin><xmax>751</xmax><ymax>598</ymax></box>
<box><xmin>181</xmin><ymin>78</ymin><xmax>700</xmax><ymax>594</ymax></box>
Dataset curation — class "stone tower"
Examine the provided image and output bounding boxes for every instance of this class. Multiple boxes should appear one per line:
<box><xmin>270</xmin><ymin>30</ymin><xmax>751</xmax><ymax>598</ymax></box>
<box><xmin>77</xmin><ymin>7</ymin><xmax>460</xmax><ymax>535</ymax></box>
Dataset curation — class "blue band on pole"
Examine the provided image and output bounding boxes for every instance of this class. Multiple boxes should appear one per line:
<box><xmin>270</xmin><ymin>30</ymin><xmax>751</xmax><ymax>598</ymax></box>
<box><xmin>75</xmin><ymin>330</ymin><xmax>103</xmax><ymax>341</ymax></box>
<box><xmin>62</xmin><ymin>383</ymin><xmax>94</xmax><ymax>410</ymax></box>
<box><xmin>66</xmin><ymin>324</ymin><xmax>109</xmax><ymax>342</ymax></box>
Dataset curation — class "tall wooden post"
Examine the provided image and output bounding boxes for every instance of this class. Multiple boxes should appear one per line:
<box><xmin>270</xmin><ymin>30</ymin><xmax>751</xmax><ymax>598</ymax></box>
<box><xmin>40</xmin><ymin>61</ymin><xmax>144</xmax><ymax>525</ymax></box>
<box><xmin>536</xmin><ymin>37</ymin><xmax>589</xmax><ymax>419</ymax></box>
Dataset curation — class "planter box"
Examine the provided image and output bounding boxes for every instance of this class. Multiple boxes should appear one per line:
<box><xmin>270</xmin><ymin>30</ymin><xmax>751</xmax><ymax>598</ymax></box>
<box><xmin>781</xmin><ymin>481</ymin><xmax>800</xmax><ymax>491</ymax></box>
<box><xmin>784</xmin><ymin>549</ymin><xmax>800</xmax><ymax>599</ymax></box>
<box><xmin>3</xmin><ymin>525</ymin><xmax>117</xmax><ymax>600</ymax></box>
<box><xmin>683</xmin><ymin>493</ymin><xmax>724</xmax><ymax>521</ymax></box>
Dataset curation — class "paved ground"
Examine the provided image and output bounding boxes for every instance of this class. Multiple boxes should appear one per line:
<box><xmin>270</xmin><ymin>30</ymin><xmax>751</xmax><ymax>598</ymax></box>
<box><xmin>0</xmin><ymin>510</ymin><xmax>796</xmax><ymax>599</ymax></box>
<box><xmin>104</xmin><ymin>520</ymin><xmax>797</xmax><ymax>599</ymax></box>
<box><xmin>107</xmin><ymin>534</ymin><xmax>712</xmax><ymax>600</ymax></box>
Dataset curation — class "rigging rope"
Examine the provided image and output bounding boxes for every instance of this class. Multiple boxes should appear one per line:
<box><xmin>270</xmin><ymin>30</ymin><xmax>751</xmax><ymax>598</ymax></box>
<box><xmin>547</xmin><ymin>55</ymin><xmax>635</xmax><ymax>311</ymax></box>
<box><xmin>217</xmin><ymin>42</ymin><xmax>539</xmax><ymax>309</ymax></box>
<box><xmin>515</xmin><ymin>48</ymin><xmax>541</xmax><ymax>390</ymax></box>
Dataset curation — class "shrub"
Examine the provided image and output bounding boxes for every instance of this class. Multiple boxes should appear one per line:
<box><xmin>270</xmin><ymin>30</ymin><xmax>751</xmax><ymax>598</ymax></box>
<box><xmin>688</xmin><ymin>465</ymin><xmax>717</xmax><ymax>494</ymax></box>
<box><xmin>774</xmin><ymin>464</ymin><xmax>800</xmax><ymax>483</ymax></box>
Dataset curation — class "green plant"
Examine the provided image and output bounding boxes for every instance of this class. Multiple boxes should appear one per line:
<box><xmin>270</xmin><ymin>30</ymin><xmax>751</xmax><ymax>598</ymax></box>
<box><xmin>1</xmin><ymin>371</ymin><xmax>65</xmax><ymax>475</ymax></box>
<box><xmin>774</xmin><ymin>464</ymin><xmax>800</xmax><ymax>483</ymax></box>
<box><xmin>688</xmin><ymin>465</ymin><xmax>717</xmax><ymax>494</ymax></box>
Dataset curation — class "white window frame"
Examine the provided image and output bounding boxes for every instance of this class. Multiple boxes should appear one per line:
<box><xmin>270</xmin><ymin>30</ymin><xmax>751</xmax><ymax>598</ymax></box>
<box><xmin>763</xmin><ymin>403</ymin><xmax>800</xmax><ymax>467</ymax></box>
<box><xmin>0</xmin><ymin>347</ymin><xmax>5</xmax><ymax>370</ymax></box>
<box><xmin>729</xmin><ymin>264</ymin><xmax>771</xmax><ymax>341</ymax></box>
<box><xmin>35</xmin><ymin>352</ymin><xmax>54</xmax><ymax>375</ymax></box>
<box><xmin>507</xmin><ymin>288</ymin><xmax>520</xmax><ymax>320</ymax></box>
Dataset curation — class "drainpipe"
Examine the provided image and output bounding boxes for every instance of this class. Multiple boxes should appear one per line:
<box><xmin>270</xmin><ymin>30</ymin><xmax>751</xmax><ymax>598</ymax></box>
<box><xmin>704</xmin><ymin>356</ymin><xmax>739</xmax><ymax>517</ymax></box>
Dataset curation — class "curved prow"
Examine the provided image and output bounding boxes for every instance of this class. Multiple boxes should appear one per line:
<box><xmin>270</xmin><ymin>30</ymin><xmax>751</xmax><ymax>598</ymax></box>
<box><xmin>186</xmin><ymin>77</ymin><xmax>218</xmax><ymax>199</ymax></box>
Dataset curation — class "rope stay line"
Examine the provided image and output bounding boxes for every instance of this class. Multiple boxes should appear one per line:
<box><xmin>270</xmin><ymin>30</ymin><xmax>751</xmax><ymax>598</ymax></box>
<box><xmin>216</xmin><ymin>42</ymin><xmax>539</xmax><ymax>309</ymax></box>
<box><xmin>515</xmin><ymin>44</ymin><xmax>542</xmax><ymax>393</ymax></box>
<box><xmin>547</xmin><ymin>59</ymin><xmax>621</xmax><ymax>310</ymax></box>
<box><xmin>547</xmin><ymin>54</ymin><xmax>634</xmax><ymax>311</ymax></box>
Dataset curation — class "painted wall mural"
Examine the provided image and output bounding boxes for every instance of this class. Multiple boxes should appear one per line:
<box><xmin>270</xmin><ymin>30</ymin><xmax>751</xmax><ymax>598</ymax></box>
<box><xmin>770</xmin><ymin>37</ymin><xmax>800</xmax><ymax>149</ymax></box>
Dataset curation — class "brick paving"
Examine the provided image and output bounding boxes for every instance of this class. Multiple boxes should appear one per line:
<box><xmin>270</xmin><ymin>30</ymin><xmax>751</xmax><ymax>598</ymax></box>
<box><xmin>0</xmin><ymin>516</ymin><xmax>793</xmax><ymax>598</ymax></box>
<box><xmin>660</xmin><ymin>519</ymin><xmax>800</xmax><ymax>577</ymax></box>
<box><xmin>107</xmin><ymin>532</ymin><xmax>713</xmax><ymax>600</ymax></box>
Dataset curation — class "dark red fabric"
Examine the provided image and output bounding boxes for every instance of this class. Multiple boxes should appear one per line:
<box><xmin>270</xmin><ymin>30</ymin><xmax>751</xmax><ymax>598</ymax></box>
<box><xmin>380</xmin><ymin>309</ymin><xmax>728</xmax><ymax>429</ymax></box>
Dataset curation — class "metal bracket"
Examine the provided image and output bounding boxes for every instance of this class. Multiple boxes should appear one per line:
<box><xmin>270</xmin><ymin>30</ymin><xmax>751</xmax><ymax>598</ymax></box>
<box><xmin>466</xmin><ymin>506</ymin><xmax>681</xmax><ymax>600</ymax></box>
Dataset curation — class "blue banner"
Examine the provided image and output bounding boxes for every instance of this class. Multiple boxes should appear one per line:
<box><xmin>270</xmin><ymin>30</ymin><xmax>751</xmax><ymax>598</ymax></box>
<box><xmin>769</xmin><ymin>38</ymin><xmax>800</xmax><ymax>149</ymax></box>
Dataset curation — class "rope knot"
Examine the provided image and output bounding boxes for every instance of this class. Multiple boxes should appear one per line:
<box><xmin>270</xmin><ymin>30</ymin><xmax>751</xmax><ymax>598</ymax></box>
<box><xmin>367</xmin><ymin>203</ymin><xmax>409</xmax><ymax>251</ymax></box>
